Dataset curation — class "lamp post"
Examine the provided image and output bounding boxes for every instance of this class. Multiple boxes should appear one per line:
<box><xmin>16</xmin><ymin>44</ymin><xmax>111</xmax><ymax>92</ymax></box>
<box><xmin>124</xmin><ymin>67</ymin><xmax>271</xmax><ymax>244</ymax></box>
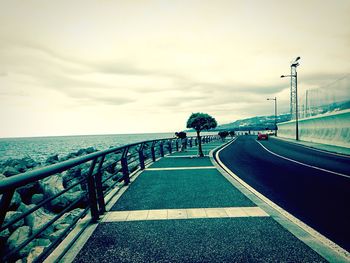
<box><xmin>267</xmin><ymin>97</ymin><xmax>277</xmax><ymax>136</ymax></box>
<box><xmin>281</xmin><ymin>56</ymin><xmax>300</xmax><ymax>140</ymax></box>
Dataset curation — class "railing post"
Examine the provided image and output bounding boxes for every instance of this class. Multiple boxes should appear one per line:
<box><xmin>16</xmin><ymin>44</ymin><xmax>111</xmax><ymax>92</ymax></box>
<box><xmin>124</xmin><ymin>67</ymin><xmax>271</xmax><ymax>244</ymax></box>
<box><xmin>168</xmin><ymin>141</ymin><xmax>172</xmax><ymax>154</ymax></box>
<box><xmin>121</xmin><ymin>147</ymin><xmax>130</xmax><ymax>185</ymax></box>
<box><xmin>138</xmin><ymin>143</ymin><xmax>145</xmax><ymax>170</ymax></box>
<box><xmin>0</xmin><ymin>190</ymin><xmax>14</xmax><ymax>228</ymax></box>
<box><xmin>195</xmin><ymin>138</ymin><xmax>198</xmax><ymax>146</ymax></box>
<box><xmin>87</xmin><ymin>158</ymin><xmax>99</xmax><ymax>222</ymax></box>
<box><xmin>95</xmin><ymin>155</ymin><xmax>106</xmax><ymax>215</ymax></box>
<box><xmin>151</xmin><ymin>141</ymin><xmax>156</xmax><ymax>162</ymax></box>
<box><xmin>189</xmin><ymin>138</ymin><xmax>192</xmax><ymax>147</ymax></box>
<box><xmin>160</xmin><ymin>143</ymin><xmax>164</xmax><ymax>157</ymax></box>
<box><xmin>176</xmin><ymin>140</ymin><xmax>179</xmax><ymax>151</ymax></box>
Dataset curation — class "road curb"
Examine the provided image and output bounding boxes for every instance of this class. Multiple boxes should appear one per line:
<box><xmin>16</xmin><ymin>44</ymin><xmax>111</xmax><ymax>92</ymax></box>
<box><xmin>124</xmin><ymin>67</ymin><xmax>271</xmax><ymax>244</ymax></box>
<box><xmin>210</xmin><ymin>138</ymin><xmax>350</xmax><ymax>262</ymax></box>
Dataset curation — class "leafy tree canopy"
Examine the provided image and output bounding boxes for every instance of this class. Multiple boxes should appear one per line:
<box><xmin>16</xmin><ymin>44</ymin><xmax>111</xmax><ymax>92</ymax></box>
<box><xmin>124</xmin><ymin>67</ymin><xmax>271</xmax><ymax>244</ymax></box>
<box><xmin>175</xmin><ymin>131</ymin><xmax>187</xmax><ymax>139</ymax></box>
<box><xmin>218</xmin><ymin>131</ymin><xmax>229</xmax><ymax>138</ymax></box>
<box><xmin>186</xmin><ymin>113</ymin><xmax>217</xmax><ymax>132</ymax></box>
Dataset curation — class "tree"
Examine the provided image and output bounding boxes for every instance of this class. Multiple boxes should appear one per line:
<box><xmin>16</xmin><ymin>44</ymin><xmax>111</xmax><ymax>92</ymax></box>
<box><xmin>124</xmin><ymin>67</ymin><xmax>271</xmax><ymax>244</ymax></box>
<box><xmin>186</xmin><ymin>112</ymin><xmax>217</xmax><ymax>157</ymax></box>
<box><xmin>218</xmin><ymin>131</ymin><xmax>229</xmax><ymax>142</ymax></box>
<box><xmin>175</xmin><ymin>131</ymin><xmax>187</xmax><ymax>139</ymax></box>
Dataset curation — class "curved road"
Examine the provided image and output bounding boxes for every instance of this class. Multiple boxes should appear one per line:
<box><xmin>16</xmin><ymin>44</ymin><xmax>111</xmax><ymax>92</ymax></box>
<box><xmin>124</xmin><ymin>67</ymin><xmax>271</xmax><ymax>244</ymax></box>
<box><xmin>217</xmin><ymin>136</ymin><xmax>350</xmax><ymax>252</ymax></box>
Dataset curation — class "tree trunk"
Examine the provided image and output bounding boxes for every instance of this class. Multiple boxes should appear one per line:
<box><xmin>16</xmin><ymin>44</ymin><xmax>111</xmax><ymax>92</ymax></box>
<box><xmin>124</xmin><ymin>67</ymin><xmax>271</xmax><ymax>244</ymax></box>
<box><xmin>197</xmin><ymin>130</ymin><xmax>204</xmax><ymax>157</ymax></box>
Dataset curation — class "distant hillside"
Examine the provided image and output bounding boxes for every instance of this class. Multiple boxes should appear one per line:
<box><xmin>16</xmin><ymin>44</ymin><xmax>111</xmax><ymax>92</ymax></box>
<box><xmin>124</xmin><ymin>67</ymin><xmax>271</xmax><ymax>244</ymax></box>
<box><xmin>215</xmin><ymin>100</ymin><xmax>350</xmax><ymax>132</ymax></box>
<box><xmin>215</xmin><ymin>113</ymin><xmax>290</xmax><ymax>131</ymax></box>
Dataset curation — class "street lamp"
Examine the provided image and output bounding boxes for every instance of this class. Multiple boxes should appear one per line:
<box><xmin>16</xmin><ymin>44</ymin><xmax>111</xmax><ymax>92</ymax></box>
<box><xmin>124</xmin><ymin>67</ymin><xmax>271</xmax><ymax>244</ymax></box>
<box><xmin>267</xmin><ymin>97</ymin><xmax>277</xmax><ymax>136</ymax></box>
<box><xmin>281</xmin><ymin>56</ymin><xmax>300</xmax><ymax>140</ymax></box>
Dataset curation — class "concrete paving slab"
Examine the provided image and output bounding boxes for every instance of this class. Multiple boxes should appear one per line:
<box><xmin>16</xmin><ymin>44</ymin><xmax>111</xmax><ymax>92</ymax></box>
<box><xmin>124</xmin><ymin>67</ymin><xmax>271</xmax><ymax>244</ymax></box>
<box><xmin>167</xmin><ymin>209</ymin><xmax>188</xmax><ymax>219</ymax></box>
<box><xmin>127</xmin><ymin>210</ymin><xmax>149</xmax><ymax>221</ymax></box>
<box><xmin>186</xmin><ymin>208</ymin><xmax>207</xmax><ymax>218</ymax></box>
<box><xmin>224</xmin><ymin>207</ymin><xmax>248</xmax><ymax>217</ymax></box>
<box><xmin>205</xmin><ymin>208</ymin><xmax>229</xmax><ymax>218</ymax></box>
<box><xmin>147</xmin><ymin>209</ymin><xmax>168</xmax><ymax>220</ymax></box>
<box><xmin>242</xmin><ymin>207</ymin><xmax>269</xmax><ymax>217</ymax></box>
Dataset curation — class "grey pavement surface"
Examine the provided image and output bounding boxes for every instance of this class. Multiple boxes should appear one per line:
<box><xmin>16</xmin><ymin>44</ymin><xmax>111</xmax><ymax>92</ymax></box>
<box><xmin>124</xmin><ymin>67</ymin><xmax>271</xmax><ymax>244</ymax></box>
<box><xmin>72</xmin><ymin>139</ymin><xmax>330</xmax><ymax>262</ymax></box>
<box><xmin>74</xmin><ymin>218</ymin><xmax>326</xmax><ymax>263</ymax></box>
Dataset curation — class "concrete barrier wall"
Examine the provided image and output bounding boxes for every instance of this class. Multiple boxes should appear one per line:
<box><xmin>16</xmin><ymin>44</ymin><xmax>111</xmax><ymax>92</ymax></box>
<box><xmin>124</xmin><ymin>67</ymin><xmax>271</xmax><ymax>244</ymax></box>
<box><xmin>277</xmin><ymin>109</ymin><xmax>350</xmax><ymax>148</ymax></box>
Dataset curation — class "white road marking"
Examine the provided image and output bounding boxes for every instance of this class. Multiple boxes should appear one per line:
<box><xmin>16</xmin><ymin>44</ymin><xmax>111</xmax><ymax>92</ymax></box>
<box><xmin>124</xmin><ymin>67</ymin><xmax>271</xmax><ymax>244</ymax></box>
<box><xmin>271</xmin><ymin>137</ymin><xmax>350</xmax><ymax>159</ymax></box>
<box><xmin>165</xmin><ymin>155</ymin><xmax>210</xmax><ymax>158</ymax></box>
<box><xmin>103</xmin><ymin>207</ymin><xmax>268</xmax><ymax>222</ymax></box>
<box><xmin>146</xmin><ymin>166</ymin><xmax>216</xmax><ymax>171</ymax></box>
<box><xmin>256</xmin><ymin>140</ymin><xmax>350</xmax><ymax>179</ymax></box>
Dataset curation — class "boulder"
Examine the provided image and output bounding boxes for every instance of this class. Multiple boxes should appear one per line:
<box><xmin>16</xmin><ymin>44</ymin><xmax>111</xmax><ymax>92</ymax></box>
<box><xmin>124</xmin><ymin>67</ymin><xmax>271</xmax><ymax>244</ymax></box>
<box><xmin>0</xmin><ymin>229</ymin><xmax>11</xmax><ymax>240</ymax></box>
<box><xmin>25</xmin><ymin>205</ymin><xmax>55</xmax><ymax>234</ymax></box>
<box><xmin>3</xmin><ymin>166</ymin><xmax>20</xmax><ymax>177</ymax></box>
<box><xmin>45</xmin><ymin>155</ymin><xmax>59</xmax><ymax>165</ymax></box>
<box><xmin>49</xmin><ymin>228</ymin><xmax>66</xmax><ymax>242</ymax></box>
<box><xmin>26</xmin><ymin>246</ymin><xmax>45</xmax><ymax>263</ymax></box>
<box><xmin>77</xmin><ymin>147</ymin><xmax>96</xmax><ymax>156</ymax></box>
<box><xmin>40</xmin><ymin>175</ymin><xmax>86</xmax><ymax>212</ymax></box>
<box><xmin>53</xmin><ymin>208</ymin><xmax>83</xmax><ymax>230</ymax></box>
<box><xmin>21</xmin><ymin>157</ymin><xmax>40</xmax><ymax>169</ymax></box>
<box><xmin>8</xmin><ymin>190</ymin><xmax>22</xmax><ymax>211</ymax></box>
<box><xmin>6</xmin><ymin>226</ymin><xmax>31</xmax><ymax>255</ymax></box>
<box><xmin>14</xmin><ymin>163</ymin><xmax>27</xmax><ymax>173</ymax></box>
<box><xmin>62</xmin><ymin>167</ymin><xmax>82</xmax><ymax>188</ymax></box>
<box><xmin>4</xmin><ymin>211</ymin><xmax>24</xmax><ymax>232</ymax></box>
<box><xmin>17</xmin><ymin>182</ymin><xmax>40</xmax><ymax>204</ymax></box>
<box><xmin>31</xmin><ymin>194</ymin><xmax>44</xmax><ymax>205</ymax></box>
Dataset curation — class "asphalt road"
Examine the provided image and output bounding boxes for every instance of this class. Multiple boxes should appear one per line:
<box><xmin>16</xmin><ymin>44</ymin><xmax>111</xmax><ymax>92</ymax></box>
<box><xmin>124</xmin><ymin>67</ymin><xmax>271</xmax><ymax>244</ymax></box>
<box><xmin>217</xmin><ymin>135</ymin><xmax>350</xmax><ymax>252</ymax></box>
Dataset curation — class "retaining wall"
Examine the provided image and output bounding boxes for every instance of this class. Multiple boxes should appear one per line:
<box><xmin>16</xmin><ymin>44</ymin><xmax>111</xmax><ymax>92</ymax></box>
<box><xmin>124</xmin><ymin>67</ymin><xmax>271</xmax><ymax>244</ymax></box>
<box><xmin>277</xmin><ymin>109</ymin><xmax>350</xmax><ymax>148</ymax></box>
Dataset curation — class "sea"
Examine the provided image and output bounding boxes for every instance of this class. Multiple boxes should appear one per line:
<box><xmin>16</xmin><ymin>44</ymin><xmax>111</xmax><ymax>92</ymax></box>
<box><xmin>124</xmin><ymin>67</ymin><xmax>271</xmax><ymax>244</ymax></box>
<box><xmin>0</xmin><ymin>132</ymin><xmax>214</xmax><ymax>163</ymax></box>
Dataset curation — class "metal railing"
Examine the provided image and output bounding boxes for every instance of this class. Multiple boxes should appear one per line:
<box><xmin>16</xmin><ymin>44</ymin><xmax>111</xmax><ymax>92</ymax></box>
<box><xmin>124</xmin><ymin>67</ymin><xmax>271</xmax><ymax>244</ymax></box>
<box><xmin>0</xmin><ymin>135</ymin><xmax>219</xmax><ymax>262</ymax></box>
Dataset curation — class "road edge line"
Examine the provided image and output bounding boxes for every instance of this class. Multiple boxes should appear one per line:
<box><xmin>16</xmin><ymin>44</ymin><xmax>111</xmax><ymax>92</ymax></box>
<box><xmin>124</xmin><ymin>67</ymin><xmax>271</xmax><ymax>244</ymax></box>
<box><xmin>255</xmin><ymin>140</ymin><xmax>350</xmax><ymax>178</ymax></box>
<box><xmin>271</xmin><ymin>136</ymin><xmax>350</xmax><ymax>158</ymax></box>
<box><xmin>211</xmin><ymin>138</ymin><xmax>350</xmax><ymax>262</ymax></box>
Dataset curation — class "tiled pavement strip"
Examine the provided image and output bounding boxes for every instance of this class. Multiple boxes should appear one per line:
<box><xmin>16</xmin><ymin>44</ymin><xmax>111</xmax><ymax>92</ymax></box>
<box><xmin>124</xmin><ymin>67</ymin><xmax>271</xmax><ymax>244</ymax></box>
<box><xmin>62</xmin><ymin>140</ymin><xmax>342</xmax><ymax>262</ymax></box>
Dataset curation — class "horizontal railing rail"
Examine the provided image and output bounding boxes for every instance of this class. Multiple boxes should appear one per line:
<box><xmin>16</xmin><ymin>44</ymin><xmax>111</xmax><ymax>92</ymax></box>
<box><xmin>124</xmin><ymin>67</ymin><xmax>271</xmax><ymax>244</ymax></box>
<box><xmin>0</xmin><ymin>135</ymin><xmax>220</xmax><ymax>262</ymax></box>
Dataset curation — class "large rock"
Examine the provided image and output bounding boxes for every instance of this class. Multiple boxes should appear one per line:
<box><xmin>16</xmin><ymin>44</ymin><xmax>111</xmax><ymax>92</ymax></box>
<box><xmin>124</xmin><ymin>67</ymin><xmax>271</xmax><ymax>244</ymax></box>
<box><xmin>17</xmin><ymin>182</ymin><xmax>40</xmax><ymax>204</ymax></box>
<box><xmin>6</xmin><ymin>226</ymin><xmax>31</xmax><ymax>255</ymax></box>
<box><xmin>31</xmin><ymin>194</ymin><xmax>44</xmax><ymax>205</ymax></box>
<box><xmin>1</xmin><ymin>157</ymin><xmax>39</xmax><ymax>173</ymax></box>
<box><xmin>45</xmin><ymin>155</ymin><xmax>59</xmax><ymax>165</ymax></box>
<box><xmin>62</xmin><ymin>167</ymin><xmax>82</xmax><ymax>188</ymax></box>
<box><xmin>21</xmin><ymin>157</ymin><xmax>40</xmax><ymax>169</ymax></box>
<box><xmin>53</xmin><ymin>208</ymin><xmax>83</xmax><ymax>231</ymax></box>
<box><xmin>2</xmin><ymin>166</ymin><xmax>20</xmax><ymax>177</ymax></box>
<box><xmin>26</xmin><ymin>246</ymin><xmax>45</xmax><ymax>263</ymax></box>
<box><xmin>24</xmin><ymin>205</ymin><xmax>55</xmax><ymax>234</ymax></box>
<box><xmin>40</xmin><ymin>175</ymin><xmax>86</xmax><ymax>212</ymax></box>
<box><xmin>9</xmin><ymin>190</ymin><xmax>22</xmax><ymax>211</ymax></box>
<box><xmin>4</xmin><ymin>211</ymin><xmax>24</xmax><ymax>232</ymax></box>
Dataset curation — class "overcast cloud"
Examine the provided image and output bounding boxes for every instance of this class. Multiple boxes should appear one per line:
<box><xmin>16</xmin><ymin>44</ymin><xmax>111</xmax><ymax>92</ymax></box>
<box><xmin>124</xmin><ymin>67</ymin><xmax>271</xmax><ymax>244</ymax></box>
<box><xmin>0</xmin><ymin>0</ymin><xmax>349</xmax><ymax>137</ymax></box>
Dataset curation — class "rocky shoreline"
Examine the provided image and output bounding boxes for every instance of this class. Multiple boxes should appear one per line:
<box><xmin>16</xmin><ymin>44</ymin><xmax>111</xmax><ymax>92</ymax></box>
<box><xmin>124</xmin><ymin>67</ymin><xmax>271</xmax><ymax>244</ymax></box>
<box><xmin>0</xmin><ymin>146</ymin><xmax>130</xmax><ymax>262</ymax></box>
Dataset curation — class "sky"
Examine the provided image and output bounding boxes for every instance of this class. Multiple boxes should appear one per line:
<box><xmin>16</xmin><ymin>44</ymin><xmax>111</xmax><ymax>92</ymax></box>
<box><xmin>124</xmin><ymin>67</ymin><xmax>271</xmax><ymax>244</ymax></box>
<box><xmin>0</xmin><ymin>0</ymin><xmax>349</xmax><ymax>138</ymax></box>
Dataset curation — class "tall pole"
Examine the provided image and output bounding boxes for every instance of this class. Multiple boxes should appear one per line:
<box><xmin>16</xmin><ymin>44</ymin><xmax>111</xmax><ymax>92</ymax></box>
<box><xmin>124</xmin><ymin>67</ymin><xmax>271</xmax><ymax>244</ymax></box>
<box><xmin>282</xmin><ymin>56</ymin><xmax>300</xmax><ymax>141</ymax></box>
<box><xmin>274</xmin><ymin>97</ymin><xmax>277</xmax><ymax>136</ymax></box>
<box><xmin>267</xmin><ymin>97</ymin><xmax>278</xmax><ymax>136</ymax></box>
<box><xmin>295</xmin><ymin>70</ymin><xmax>299</xmax><ymax>140</ymax></box>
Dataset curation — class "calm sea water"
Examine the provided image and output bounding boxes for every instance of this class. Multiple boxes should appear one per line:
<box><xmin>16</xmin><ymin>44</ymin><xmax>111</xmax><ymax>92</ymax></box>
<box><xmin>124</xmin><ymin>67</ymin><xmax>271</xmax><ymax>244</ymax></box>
<box><xmin>0</xmin><ymin>132</ymin><xmax>214</xmax><ymax>163</ymax></box>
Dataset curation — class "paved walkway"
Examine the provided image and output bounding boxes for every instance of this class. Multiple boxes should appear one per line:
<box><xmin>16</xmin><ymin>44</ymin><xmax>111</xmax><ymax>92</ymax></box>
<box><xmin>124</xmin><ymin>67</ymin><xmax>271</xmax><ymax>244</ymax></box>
<box><xmin>68</xmin><ymin>140</ymin><xmax>331</xmax><ymax>262</ymax></box>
